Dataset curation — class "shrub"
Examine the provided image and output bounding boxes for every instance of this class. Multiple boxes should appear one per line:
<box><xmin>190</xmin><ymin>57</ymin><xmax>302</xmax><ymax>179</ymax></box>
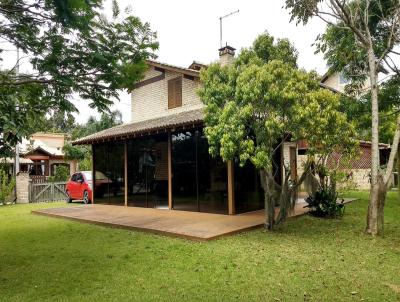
<box><xmin>0</xmin><ymin>169</ymin><xmax>15</xmax><ymax>205</ymax></box>
<box><xmin>304</xmin><ymin>186</ymin><xmax>345</xmax><ymax>218</ymax></box>
<box><xmin>48</xmin><ymin>165</ymin><xmax>70</xmax><ymax>182</ymax></box>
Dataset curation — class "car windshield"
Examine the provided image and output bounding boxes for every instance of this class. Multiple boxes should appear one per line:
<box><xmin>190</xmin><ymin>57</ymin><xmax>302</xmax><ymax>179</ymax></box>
<box><xmin>82</xmin><ymin>171</ymin><xmax>108</xmax><ymax>181</ymax></box>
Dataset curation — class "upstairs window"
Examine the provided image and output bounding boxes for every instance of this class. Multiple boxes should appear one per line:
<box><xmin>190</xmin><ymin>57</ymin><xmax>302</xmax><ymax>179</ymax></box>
<box><xmin>168</xmin><ymin>77</ymin><xmax>182</xmax><ymax>109</ymax></box>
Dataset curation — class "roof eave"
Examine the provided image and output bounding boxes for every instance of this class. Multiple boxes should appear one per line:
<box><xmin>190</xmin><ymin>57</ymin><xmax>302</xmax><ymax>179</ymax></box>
<box><xmin>146</xmin><ymin>60</ymin><xmax>200</xmax><ymax>78</ymax></box>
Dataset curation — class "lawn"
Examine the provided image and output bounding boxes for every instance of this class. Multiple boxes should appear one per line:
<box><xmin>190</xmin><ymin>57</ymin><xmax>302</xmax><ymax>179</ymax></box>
<box><xmin>0</xmin><ymin>191</ymin><xmax>399</xmax><ymax>302</ymax></box>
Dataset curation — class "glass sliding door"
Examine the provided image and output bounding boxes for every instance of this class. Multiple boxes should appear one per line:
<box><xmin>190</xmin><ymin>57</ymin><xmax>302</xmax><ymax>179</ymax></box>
<box><xmin>234</xmin><ymin>161</ymin><xmax>264</xmax><ymax>214</ymax></box>
<box><xmin>93</xmin><ymin>142</ymin><xmax>125</xmax><ymax>205</ymax></box>
<box><xmin>127</xmin><ymin>134</ymin><xmax>168</xmax><ymax>208</ymax></box>
<box><xmin>197</xmin><ymin>132</ymin><xmax>228</xmax><ymax>214</ymax></box>
<box><xmin>172</xmin><ymin>128</ymin><xmax>228</xmax><ymax>214</ymax></box>
<box><xmin>171</xmin><ymin>130</ymin><xmax>197</xmax><ymax>211</ymax></box>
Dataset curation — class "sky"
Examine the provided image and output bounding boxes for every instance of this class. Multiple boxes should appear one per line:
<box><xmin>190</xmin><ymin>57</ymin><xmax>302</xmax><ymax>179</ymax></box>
<box><xmin>0</xmin><ymin>0</ymin><xmax>328</xmax><ymax>124</ymax></box>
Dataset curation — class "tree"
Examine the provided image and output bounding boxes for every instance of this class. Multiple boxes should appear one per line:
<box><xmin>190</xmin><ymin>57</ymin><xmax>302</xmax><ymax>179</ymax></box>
<box><xmin>198</xmin><ymin>33</ymin><xmax>355</xmax><ymax>230</ymax></box>
<box><xmin>63</xmin><ymin>109</ymin><xmax>123</xmax><ymax>170</ymax></box>
<box><xmin>0</xmin><ymin>168</ymin><xmax>15</xmax><ymax>205</ymax></box>
<box><xmin>285</xmin><ymin>0</ymin><xmax>400</xmax><ymax>235</ymax></box>
<box><xmin>0</xmin><ymin>0</ymin><xmax>158</xmax><ymax>156</ymax></box>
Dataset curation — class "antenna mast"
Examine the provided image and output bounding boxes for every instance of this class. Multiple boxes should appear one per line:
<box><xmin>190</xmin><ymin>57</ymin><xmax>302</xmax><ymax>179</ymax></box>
<box><xmin>219</xmin><ymin>9</ymin><xmax>239</xmax><ymax>48</ymax></box>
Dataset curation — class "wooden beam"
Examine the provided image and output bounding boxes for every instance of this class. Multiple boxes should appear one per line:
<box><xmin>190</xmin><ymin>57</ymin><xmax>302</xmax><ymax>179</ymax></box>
<box><xmin>124</xmin><ymin>140</ymin><xmax>128</xmax><ymax>207</ymax></box>
<box><xmin>133</xmin><ymin>72</ymin><xmax>165</xmax><ymax>89</ymax></box>
<box><xmin>227</xmin><ymin>160</ymin><xmax>235</xmax><ymax>215</ymax></box>
<box><xmin>168</xmin><ymin>131</ymin><xmax>173</xmax><ymax>210</ymax></box>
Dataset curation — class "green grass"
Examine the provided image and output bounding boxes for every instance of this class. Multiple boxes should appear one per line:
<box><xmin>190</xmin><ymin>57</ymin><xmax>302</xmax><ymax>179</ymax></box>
<box><xmin>0</xmin><ymin>191</ymin><xmax>399</xmax><ymax>302</ymax></box>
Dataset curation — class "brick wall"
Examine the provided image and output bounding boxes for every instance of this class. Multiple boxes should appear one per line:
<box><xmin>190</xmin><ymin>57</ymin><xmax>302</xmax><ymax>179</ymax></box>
<box><xmin>131</xmin><ymin>67</ymin><xmax>203</xmax><ymax>123</ymax></box>
<box><xmin>297</xmin><ymin>154</ymin><xmax>375</xmax><ymax>190</ymax></box>
<box><xmin>16</xmin><ymin>172</ymin><xmax>30</xmax><ymax>204</ymax></box>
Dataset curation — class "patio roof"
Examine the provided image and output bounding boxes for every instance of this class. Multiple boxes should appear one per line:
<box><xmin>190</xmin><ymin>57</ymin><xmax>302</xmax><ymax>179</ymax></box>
<box><xmin>73</xmin><ymin>108</ymin><xmax>204</xmax><ymax>145</ymax></box>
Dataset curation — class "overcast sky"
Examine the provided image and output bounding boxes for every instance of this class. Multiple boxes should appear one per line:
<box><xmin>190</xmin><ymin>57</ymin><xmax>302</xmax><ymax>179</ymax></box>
<box><xmin>1</xmin><ymin>0</ymin><xmax>328</xmax><ymax>124</ymax></box>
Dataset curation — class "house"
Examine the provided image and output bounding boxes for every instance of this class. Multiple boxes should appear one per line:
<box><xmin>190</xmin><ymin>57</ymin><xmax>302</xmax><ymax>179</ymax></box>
<box><xmin>317</xmin><ymin>72</ymin><xmax>392</xmax><ymax>189</ymax></box>
<box><xmin>297</xmin><ymin>140</ymin><xmax>391</xmax><ymax>190</ymax></box>
<box><xmin>3</xmin><ymin>133</ymin><xmax>77</xmax><ymax>177</ymax></box>
<box><xmin>73</xmin><ymin>46</ymin><xmax>297</xmax><ymax>215</ymax></box>
<box><xmin>320</xmin><ymin>71</ymin><xmax>350</xmax><ymax>93</ymax></box>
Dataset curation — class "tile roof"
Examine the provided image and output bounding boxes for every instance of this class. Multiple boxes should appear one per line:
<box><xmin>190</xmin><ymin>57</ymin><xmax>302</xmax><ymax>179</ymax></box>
<box><xmin>146</xmin><ymin>60</ymin><xmax>200</xmax><ymax>77</ymax></box>
<box><xmin>72</xmin><ymin>108</ymin><xmax>204</xmax><ymax>145</ymax></box>
<box><xmin>1</xmin><ymin>157</ymin><xmax>34</xmax><ymax>164</ymax></box>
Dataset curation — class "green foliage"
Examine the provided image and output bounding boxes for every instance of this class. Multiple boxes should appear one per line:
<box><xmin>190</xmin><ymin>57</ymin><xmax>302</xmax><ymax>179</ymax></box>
<box><xmin>286</xmin><ymin>0</ymin><xmax>400</xmax><ymax>142</ymax></box>
<box><xmin>63</xmin><ymin>144</ymin><xmax>87</xmax><ymax>161</ymax></box>
<box><xmin>235</xmin><ymin>32</ymin><xmax>298</xmax><ymax>68</ymax></box>
<box><xmin>62</xmin><ymin>109</ymin><xmax>120</xmax><ymax>170</ymax></box>
<box><xmin>199</xmin><ymin>51</ymin><xmax>355</xmax><ymax>169</ymax></box>
<box><xmin>78</xmin><ymin>156</ymin><xmax>92</xmax><ymax>171</ymax></box>
<box><xmin>48</xmin><ymin>165</ymin><xmax>70</xmax><ymax>182</ymax></box>
<box><xmin>0</xmin><ymin>0</ymin><xmax>158</xmax><ymax>156</ymax></box>
<box><xmin>305</xmin><ymin>186</ymin><xmax>345</xmax><ymax>218</ymax></box>
<box><xmin>0</xmin><ymin>168</ymin><xmax>15</xmax><ymax>205</ymax></box>
<box><xmin>199</xmin><ymin>32</ymin><xmax>355</xmax><ymax>230</ymax></box>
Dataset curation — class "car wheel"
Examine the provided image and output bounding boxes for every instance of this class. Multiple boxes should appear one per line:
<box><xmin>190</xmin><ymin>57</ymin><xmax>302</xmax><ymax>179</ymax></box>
<box><xmin>66</xmin><ymin>191</ymin><xmax>72</xmax><ymax>203</ymax></box>
<box><xmin>83</xmin><ymin>191</ymin><xmax>90</xmax><ymax>204</ymax></box>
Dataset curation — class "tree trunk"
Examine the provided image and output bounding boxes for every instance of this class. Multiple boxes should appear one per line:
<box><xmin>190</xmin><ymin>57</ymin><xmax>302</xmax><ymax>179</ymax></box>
<box><xmin>377</xmin><ymin>175</ymin><xmax>387</xmax><ymax>235</ymax></box>
<box><xmin>366</xmin><ymin>47</ymin><xmax>381</xmax><ymax>236</ymax></box>
<box><xmin>398</xmin><ymin>145</ymin><xmax>400</xmax><ymax>202</ymax></box>
<box><xmin>260</xmin><ymin>169</ymin><xmax>277</xmax><ymax>230</ymax></box>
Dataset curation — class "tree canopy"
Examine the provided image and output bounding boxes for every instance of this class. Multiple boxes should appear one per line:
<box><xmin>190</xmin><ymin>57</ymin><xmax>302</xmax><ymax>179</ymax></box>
<box><xmin>0</xmin><ymin>0</ymin><xmax>158</xmax><ymax>156</ymax></box>
<box><xmin>198</xmin><ymin>33</ymin><xmax>355</xmax><ymax>229</ymax></box>
<box><xmin>285</xmin><ymin>0</ymin><xmax>400</xmax><ymax>235</ymax></box>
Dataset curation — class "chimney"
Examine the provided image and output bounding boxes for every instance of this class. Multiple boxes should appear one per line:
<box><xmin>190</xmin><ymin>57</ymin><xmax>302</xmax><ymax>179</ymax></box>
<box><xmin>219</xmin><ymin>45</ymin><xmax>235</xmax><ymax>66</ymax></box>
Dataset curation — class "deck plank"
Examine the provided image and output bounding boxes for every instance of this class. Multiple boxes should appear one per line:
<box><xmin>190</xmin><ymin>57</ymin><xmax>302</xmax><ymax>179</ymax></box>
<box><xmin>32</xmin><ymin>199</ymin><xmax>355</xmax><ymax>241</ymax></box>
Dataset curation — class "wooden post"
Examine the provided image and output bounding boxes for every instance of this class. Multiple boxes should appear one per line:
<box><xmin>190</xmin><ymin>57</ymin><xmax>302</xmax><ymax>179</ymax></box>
<box><xmin>168</xmin><ymin>131</ymin><xmax>173</xmax><ymax>210</ymax></box>
<box><xmin>227</xmin><ymin>160</ymin><xmax>235</xmax><ymax>215</ymax></box>
<box><xmin>124</xmin><ymin>140</ymin><xmax>128</xmax><ymax>207</ymax></box>
<box><xmin>91</xmin><ymin>144</ymin><xmax>95</xmax><ymax>204</ymax></box>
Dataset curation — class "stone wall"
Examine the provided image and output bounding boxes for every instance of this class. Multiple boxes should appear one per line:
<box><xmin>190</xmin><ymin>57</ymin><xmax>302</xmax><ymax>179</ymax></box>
<box><xmin>131</xmin><ymin>67</ymin><xmax>203</xmax><ymax>123</ymax></box>
<box><xmin>16</xmin><ymin>172</ymin><xmax>30</xmax><ymax>204</ymax></box>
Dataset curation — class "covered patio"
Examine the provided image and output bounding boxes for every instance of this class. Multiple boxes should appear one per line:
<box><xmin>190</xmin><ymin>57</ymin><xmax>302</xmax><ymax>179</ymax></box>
<box><xmin>73</xmin><ymin>109</ymin><xmax>270</xmax><ymax>216</ymax></box>
<box><xmin>32</xmin><ymin>201</ymin><xmax>312</xmax><ymax>241</ymax></box>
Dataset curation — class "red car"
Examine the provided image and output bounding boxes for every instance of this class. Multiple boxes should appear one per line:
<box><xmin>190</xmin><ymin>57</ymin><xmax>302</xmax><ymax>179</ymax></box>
<box><xmin>66</xmin><ymin>171</ymin><xmax>95</xmax><ymax>204</ymax></box>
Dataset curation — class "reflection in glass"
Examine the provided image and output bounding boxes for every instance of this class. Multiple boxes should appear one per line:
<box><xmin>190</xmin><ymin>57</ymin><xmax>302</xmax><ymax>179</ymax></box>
<box><xmin>234</xmin><ymin>161</ymin><xmax>264</xmax><ymax>214</ymax></box>
<box><xmin>172</xmin><ymin>129</ymin><xmax>227</xmax><ymax>214</ymax></box>
<box><xmin>127</xmin><ymin>135</ymin><xmax>168</xmax><ymax>208</ymax></box>
<box><xmin>93</xmin><ymin>142</ymin><xmax>125</xmax><ymax>205</ymax></box>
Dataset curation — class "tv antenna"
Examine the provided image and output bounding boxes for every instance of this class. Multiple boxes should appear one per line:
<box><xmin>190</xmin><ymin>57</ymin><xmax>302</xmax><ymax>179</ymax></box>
<box><xmin>219</xmin><ymin>9</ymin><xmax>239</xmax><ymax>48</ymax></box>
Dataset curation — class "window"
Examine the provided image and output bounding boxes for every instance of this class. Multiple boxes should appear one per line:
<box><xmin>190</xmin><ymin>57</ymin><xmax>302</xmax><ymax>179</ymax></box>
<box><xmin>168</xmin><ymin>77</ymin><xmax>182</xmax><ymax>109</ymax></box>
<box><xmin>76</xmin><ymin>173</ymin><xmax>84</xmax><ymax>182</ymax></box>
<box><xmin>71</xmin><ymin>173</ymin><xmax>78</xmax><ymax>181</ymax></box>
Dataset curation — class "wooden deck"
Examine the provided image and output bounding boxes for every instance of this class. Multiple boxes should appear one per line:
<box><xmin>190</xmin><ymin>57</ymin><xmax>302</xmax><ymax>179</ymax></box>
<box><xmin>32</xmin><ymin>199</ymin><xmax>354</xmax><ymax>241</ymax></box>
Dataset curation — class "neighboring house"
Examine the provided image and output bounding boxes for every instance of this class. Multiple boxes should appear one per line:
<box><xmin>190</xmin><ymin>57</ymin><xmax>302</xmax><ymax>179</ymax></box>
<box><xmin>318</xmin><ymin>71</ymin><xmax>392</xmax><ymax>189</ymax></box>
<box><xmin>4</xmin><ymin>133</ymin><xmax>77</xmax><ymax>177</ymax></box>
<box><xmin>320</xmin><ymin>71</ymin><xmax>350</xmax><ymax>93</ymax></box>
<box><xmin>297</xmin><ymin>140</ymin><xmax>391</xmax><ymax>190</ymax></box>
<box><xmin>73</xmin><ymin>46</ymin><xmax>297</xmax><ymax>215</ymax></box>
<box><xmin>320</xmin><ymin>71</ymin><xmax>370</xmax><ymax>94</ymax></box>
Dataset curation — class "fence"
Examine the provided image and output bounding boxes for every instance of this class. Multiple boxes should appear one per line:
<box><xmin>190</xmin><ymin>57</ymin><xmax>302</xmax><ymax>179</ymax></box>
<box><xmin>29</xmin><ymin>181</ymin><xmax>68</xmax><ymax>203</ymax></box>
